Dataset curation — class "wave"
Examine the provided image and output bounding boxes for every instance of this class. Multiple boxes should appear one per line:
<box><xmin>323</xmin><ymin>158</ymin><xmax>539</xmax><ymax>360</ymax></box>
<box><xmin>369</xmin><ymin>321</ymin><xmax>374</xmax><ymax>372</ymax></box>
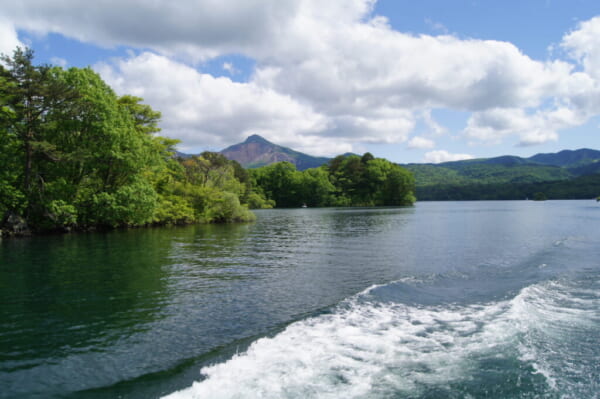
<box><xmin>163</xmin><ymin>276</ymin><xmax>599</xmax><ymax>399</ymax></box>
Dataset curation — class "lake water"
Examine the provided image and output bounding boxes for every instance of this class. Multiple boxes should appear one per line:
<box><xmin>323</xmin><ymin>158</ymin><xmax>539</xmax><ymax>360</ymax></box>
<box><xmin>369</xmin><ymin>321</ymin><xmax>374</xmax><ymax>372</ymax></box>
<box><xmin>1</xmin><ymin>201</ymin><xmax>598</xmax><ymax>398</ymax></box>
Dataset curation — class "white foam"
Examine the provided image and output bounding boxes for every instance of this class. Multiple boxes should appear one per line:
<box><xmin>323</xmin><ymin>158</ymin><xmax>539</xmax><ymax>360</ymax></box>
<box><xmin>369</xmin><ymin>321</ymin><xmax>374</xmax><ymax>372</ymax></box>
<box><xmin>509</xmin><ymin>280</ymin><xmax>600</xmax><ymax>398</ymax></box>
<box><xmin>163</xmin><ymin>279</ymin><xmax>599</xmax><ymax>399</ymax></box>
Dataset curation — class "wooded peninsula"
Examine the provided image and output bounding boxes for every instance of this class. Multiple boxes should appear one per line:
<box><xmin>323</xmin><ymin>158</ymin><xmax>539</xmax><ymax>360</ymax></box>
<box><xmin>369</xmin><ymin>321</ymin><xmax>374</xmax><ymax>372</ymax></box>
<box><xmin>0</xmin><ymin>48</ymin><xmax>415</xmax><ymax>236</ymax></box>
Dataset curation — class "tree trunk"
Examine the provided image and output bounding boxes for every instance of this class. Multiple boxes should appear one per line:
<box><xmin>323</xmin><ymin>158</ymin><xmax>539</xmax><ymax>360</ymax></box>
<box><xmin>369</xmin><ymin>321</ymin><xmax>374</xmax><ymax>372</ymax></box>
<box><xmin>24</xmin><ymin>127</ymin><xmax>33</xmax><ymax>195</ymax></box>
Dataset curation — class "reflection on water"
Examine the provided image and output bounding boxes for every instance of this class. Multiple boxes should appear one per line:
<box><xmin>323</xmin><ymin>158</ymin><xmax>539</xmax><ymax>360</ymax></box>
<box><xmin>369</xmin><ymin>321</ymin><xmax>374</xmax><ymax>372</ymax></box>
<box><xmin>0</xmin><ymin>201</ymin><xmax>598</xmax><ymax>398</ymax></box>
<box><xmin>0</xmin><ymin>229</ymin><xmax>173</xmax><ymax>359</ymax></box>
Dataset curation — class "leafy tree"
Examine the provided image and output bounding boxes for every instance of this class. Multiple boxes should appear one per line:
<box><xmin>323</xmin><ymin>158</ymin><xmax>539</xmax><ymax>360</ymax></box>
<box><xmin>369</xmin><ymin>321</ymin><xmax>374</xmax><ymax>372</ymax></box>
<box><xmin>171</xmin><ymin>153</ymin><xmax>255</xmax><ymax>223</ymax></box>
<box><xmin>250</xmin><ymin>162</ymin><xmax>302</xmax><ymax>207</ymax></box>
<box><xmin>117</xmin><ymin>94</ymin><xmax>161</xmax><ymax>135</ymax></box>
<box><xmin>0</xmin><ymin>48</ymin><xmax>256</xmax><ymax>234</ymax></box>
<box><xmin>532</xmin><ymin>192</ymin><xmax>547</xmax><ymax>201</ymax></box>
<box><xmin>0</xmin><ymin>47</ymin><xmax>79</xmax><ymax>212</ymax></box>
<box><xmin>251</xmin><ymin>154</ymin><xmax>416</xmax><ymax>208</ymax></box>
<box><xmin>299</xmin><ymin>167</ymin><xmax>336</xmax><ymax>207</ymax></box>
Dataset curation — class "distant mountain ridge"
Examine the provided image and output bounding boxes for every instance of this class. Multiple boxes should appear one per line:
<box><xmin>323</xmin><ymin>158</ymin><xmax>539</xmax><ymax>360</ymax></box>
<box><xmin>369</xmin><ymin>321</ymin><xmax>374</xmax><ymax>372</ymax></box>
<box><xmin>184</xmin><ymin>135</ymin><xmax>600</xmax><ymax>199</ymax></box>
<box><xmin>185</xmin><ymin>134</ymin><xmax>600</xmax><ymax>173</ymax></box>
<box><xmin>402</xmin><ymin>148</ymin><xmax>600</xmax><ymax>200</ymax></box>
<box><xmin>219</xmin><ymin>135</ymin><xmax>600</xmax><ymax>171</ymax></box>
<box><xmin>529</xmin><ymin>148</ymin><xmax>600</xmax><ymax>167</ymax></box>
<box><xmin>220</xmin><ymin>134</ymin><xmax>330</xmax><ymax>170</ymax></box>
<box><xmin>403</xmin><ymin>148</ymin><xmax>600</xmax><ymax>191</ymax></box>
<box><xmin>419</xmin><ymin>148</ymin><xmax>600</xmax><ymax>169</ymax></box>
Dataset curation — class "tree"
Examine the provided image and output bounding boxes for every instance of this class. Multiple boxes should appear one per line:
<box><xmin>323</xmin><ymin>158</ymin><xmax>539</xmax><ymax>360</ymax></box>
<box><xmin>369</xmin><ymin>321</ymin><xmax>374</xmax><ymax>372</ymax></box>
<box><xmin>0</xmin><ymin>47</ymin><xmax>78</xmax><ymax>207</ymax></box>
<box><xmin>299</xmin><ymin>167</ymin><xmax>335</xmax><ymax>207</ymax></box>
<box><xmin>117</xmin><ymin>95</ymin><xmax>161</xmax><ymax>135</ymax></box>
<box><xmin>251</xmin><ymin>154</ymin><xmax>416</xmax><ymax>208</ymax></box>
<box><xmin>533</xmin><ymin>192</ymin><xmax>547</xmax><ymax>201</ymax></box>
<box><xmin>381</xmin><ymin>165</ymin><xmax>416</xmax><ymax>205</ymax></box>
<box><xmin>0</xmin><ymin>47</ymin><xmax>256</xmax><ymax>233</ymax></box>
<box><xmin>250</xmin><ymin>162</ymin><xmax>301</xmax><ymax>207</ymax></box>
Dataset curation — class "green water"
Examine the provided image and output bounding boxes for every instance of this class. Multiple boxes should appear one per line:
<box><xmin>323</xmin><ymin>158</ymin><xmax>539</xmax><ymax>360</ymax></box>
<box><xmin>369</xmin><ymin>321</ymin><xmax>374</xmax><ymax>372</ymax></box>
<box><xmin>1</xmin><ymin>202</ymin><xmax>599</xmax><ymax>398</ymax></box>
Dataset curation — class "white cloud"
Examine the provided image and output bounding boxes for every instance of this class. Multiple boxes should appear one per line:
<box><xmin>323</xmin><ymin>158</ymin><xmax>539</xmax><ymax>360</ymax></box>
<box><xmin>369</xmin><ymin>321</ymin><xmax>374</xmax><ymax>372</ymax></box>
<box><xmin>222</xmin><ymin>62</ymin><xmax>238</xmax><ymax>75</ymax></box>
<box><xmin>424</xmin><ymin>18</ymin><xmax>448</xmax><ymax>34</ymax></box>
<box><xmin>255</xmin><ymin>24</ymin><xmax>572</xmax><ymax>112</ymax></box>
<box><xmin>424</xmin><ymin>150</ymin><xmax>474</xmax><ymax>164</ymax></box>
<box><xmin>50</xmin><ymin>56</ymin><xmax>68</xmax><ymax>67</ymax></box>
<box><xmin>463</xmin><ymin>106</ymin><xmax>583</xmax><ymax>146</ymax></box>
<box><xmin>0</xmin><ymin>19</ymin><xmax>23</xmax><ymax>56</ymax></box>
<box><xmin>562</xmin><ymin>16</ymin><xmax>600</xmax><ymax>80</ymax></box>
<box><xmin>95</xmin><ymin>52</ymin><xmax>348</xmax><ymax>155</ymax></box>
<box><xmin>1</xmin><ymin>0</ymin><xmax>303</xmax><ymax>61</ymax></box>
<box><xmin>96</xmin><ymin>51</ymin><xmax>414</xmax><ymax>155</ymax></box>
<box><xmin>5</xmin><ymin>1</ymin><xmax>600</xmax><ymax>154</ymax></box>
<box><xmin>325</xmin><ymin>111</ymin><xmax>415</xmax><ymax>143</ymax></box>
<box><xmin>407</xmin><ymin>136</ymin><xmax>435</xmax><ymax>149</ymax></box>
<box><xmin>421</xmin><ymin>110</ymin><xmax>447</xmax><ymax>136</ymax></box>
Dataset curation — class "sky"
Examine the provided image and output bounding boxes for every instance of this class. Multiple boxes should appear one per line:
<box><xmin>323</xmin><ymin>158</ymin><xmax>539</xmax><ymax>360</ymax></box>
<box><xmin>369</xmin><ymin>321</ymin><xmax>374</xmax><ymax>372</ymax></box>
<box><xmin>1</xmin><ymin>0</ymin><xmax>600</xmax><ymax>163</ymax></box>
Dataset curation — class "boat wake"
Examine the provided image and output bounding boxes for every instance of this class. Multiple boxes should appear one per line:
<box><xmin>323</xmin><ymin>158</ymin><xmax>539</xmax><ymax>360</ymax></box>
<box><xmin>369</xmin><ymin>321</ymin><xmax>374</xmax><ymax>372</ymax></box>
<box><xmin>164</xmin><ymin>276</ymin><xmax>599</xmax><ymax>399</ymax></box>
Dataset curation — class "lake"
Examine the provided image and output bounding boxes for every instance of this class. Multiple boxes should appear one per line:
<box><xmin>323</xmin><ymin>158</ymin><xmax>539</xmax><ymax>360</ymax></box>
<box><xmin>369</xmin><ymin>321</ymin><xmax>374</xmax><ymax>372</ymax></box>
<box><xmin>1</xmin><ymin>201</ymin><xmax>598</xmax><ymax>398</ymax></box>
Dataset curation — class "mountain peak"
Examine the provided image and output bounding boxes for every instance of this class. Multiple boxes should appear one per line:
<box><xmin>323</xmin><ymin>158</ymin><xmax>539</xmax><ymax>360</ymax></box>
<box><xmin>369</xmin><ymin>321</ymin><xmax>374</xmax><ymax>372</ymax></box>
<box><xmin>221</xmin><ymin>135</ymin><xmax>330</xmax><ymax>170</ymax></box>
<box><xmin>244</xmin><ymin>134</ymin><xmax>270</xmax><ymax>144</ymax></box>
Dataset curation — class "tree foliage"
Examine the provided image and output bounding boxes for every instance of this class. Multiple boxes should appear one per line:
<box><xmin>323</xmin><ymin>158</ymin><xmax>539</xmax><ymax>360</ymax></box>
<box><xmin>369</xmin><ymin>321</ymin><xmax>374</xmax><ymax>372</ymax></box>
<box><xmin>250</xmin><ymin>154</ymin><xmax>416</xmax><ymax>208</ymax></box>
<box><xmin>415</xmin><ymin>173</ymin><xmax>600</xmax><ymax>201</ymax></box>
<box><xmin>0</xmin><ymin>48</ymin><xmax>254</xmax><ymax>235</ymax></box>
<box><xmin>405</xmin><ymin>155</ymin><xmax>600</xmax><ymax>201</ymax></box>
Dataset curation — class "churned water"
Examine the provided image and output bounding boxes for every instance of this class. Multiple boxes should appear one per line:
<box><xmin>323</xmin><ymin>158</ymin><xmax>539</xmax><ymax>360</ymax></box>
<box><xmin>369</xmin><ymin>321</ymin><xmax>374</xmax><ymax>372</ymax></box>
<box><xmin>1</xmin><ymin>201</ymin><xmax>598</xmax><ymax>398</ymax></box>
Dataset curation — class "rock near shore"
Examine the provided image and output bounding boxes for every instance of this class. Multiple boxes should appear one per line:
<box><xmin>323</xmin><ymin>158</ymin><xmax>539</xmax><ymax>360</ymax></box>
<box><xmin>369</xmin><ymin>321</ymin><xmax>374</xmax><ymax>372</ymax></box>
<box><xmin>2</xmin><ymin>213</ymin><xmax>31</xmax><ymax>236</ymax></box>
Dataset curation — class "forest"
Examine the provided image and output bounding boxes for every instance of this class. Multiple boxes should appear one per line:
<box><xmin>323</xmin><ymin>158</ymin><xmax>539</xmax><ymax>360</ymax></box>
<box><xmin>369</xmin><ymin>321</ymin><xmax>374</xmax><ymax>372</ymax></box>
<box><xmin>250</xmin><ymin>153</ymin><xmax>416</xmax><ymax>208</ymax></box>
<box><xmin>0</xmin><ymin>48</ymin><xmax>416</xmax><ymax>236</ymax></box>
<box><xmin>0</xmin><ymin>48</ymin><xmax>257</xmax><ymax>236</ymax></box>
<box><xmin>406</xmin><ymin>157</ymin><xmax>600</xmax><ymax>201</ymax></box>
<box><xmin>415</xmin><ymin>173</ymin><xmax>600</xmax><ymax>201</ymax></box>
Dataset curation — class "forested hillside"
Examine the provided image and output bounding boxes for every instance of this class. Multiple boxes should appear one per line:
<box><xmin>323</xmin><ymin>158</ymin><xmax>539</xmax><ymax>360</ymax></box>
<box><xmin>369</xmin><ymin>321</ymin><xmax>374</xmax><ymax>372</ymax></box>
<box><xmin>406</xmin><ymin>150</ymin><xmax>600</xmax><ymax>200</ymax></box>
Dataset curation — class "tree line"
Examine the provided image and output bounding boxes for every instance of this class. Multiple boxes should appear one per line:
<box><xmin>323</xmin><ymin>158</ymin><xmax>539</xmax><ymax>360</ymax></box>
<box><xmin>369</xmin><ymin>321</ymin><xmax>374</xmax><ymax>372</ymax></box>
<box><xmin>250</xmin><ymin>153</ymin><xmax>416</xmax><ymax>208</ymax></box>
<box><xmin>0</xmin><ymin>48</ymin><xmax>257</xmax><ymax>236</ymax></box>
<box><xmin>0</xmin><ymin>48</ymin><xmax>416</xmax><ymax>236</ymax></box>
<box><xmin>415</xmin><ymin>173</ymin><xmax>600</xmax><ymax>201</ymax></box>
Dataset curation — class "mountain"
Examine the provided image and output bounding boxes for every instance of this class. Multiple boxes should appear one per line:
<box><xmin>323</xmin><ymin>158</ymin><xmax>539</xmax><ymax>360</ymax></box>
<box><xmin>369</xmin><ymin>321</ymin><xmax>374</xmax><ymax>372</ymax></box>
<box><xmin>412</xmin><ymin>148</ymin><xmax>600</xmax><ymax>169</ymax></box>
<box><xmin>404</xmin><ymin>148</ymin><xmax>600</xmax><ymax>187</ymax></box>
<box><xmin>220</xmin><ymin>134</ymin><xmax>330</xmax><ymax>170</ymax></box>
<box><xmin>529</xmin><ymin>148</ymin><xmax>600</xmax><ymax>167</ymax></box>
<box><xmin>189</xmin><ymin>134</ymin><xmax>599</xmax><ymax>199</ymax></box>
<box><xmin>174</xmin><ymin>151</ymin><xmax>193</xmax><ymax>159</ymax></box>
<box><xmin>402</xmin><ymin>148</ymin><xmax>600</xmax><ymax>200</ymax></box>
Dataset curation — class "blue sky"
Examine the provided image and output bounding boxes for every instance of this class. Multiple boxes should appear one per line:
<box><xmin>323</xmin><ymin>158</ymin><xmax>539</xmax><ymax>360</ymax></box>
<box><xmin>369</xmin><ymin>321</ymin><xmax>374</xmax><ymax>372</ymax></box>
<box><xmin>2</xmin><ymin>0</ymin><xmax>600</xmax><ymax>163</ymax></box>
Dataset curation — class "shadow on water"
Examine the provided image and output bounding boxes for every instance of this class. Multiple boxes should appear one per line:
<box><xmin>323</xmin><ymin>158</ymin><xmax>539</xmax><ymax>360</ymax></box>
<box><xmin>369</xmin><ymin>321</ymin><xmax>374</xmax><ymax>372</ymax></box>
<box><xmin>0</xmin><ymin>202</ymin><xmax>598</xmax><ymax>398</ymax></box>
<box><xmin>0</xmin><ymin>229</ymin><xmax>174</xmax><ymax>362</ymax></box>
<box><xmin>0</xmin><ymin>221</ymin><xmax>269</xmax><ymax>398</ymax></box>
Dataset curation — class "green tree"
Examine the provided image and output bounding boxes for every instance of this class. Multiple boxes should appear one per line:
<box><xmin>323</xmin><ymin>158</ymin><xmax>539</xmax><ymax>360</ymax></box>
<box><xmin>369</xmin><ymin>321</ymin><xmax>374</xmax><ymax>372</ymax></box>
<box><xmin>0</xmin><ymin>48</ymin><xmax>256</xmax><ymax>234</ymax></box>
<box><xmin>381</xmin><ymin>164</ymin><xmax>416</xmax><ymax>205</ymax></box>
<box><xmin>252</xmin><ymin>154</ymin><xmax>416</xmax><ymax>208</ymax></box>
<box><xmin>533</xmin><ymin>192</ymin><xmax>547</xmax><ymax>201</ymax></box>
<box><xmin>0</xmin><ymin>47</ymin><xmax>78</xmax><ymax>210</ymax></box>
<box><xmin>174</xmin><ymin>153</ymin><xmax>255</xmax><ymax>222</ymax></box>
<box><xmin>117</xmin><ymin>94</ymin><xmax>161</xmax><ymax>135</ymax></box>
<box><xmin>48</xmin><ymin>67</ymin><xmax>161</xmax><ymax>227</ymax></box>
<box><xmin>0</xmin><ymin>74</ymin><xmax>24</xmax><ymax>217</ymax></box>
<box><xmin>299</xmin><ymin>167</ymin><xmax>336</xmax><ymax>207</ymax></box>
<box><xmin>250</xmin><ymin>162</ymin><xmax>302</xmax><ymax>207</ymax></box>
